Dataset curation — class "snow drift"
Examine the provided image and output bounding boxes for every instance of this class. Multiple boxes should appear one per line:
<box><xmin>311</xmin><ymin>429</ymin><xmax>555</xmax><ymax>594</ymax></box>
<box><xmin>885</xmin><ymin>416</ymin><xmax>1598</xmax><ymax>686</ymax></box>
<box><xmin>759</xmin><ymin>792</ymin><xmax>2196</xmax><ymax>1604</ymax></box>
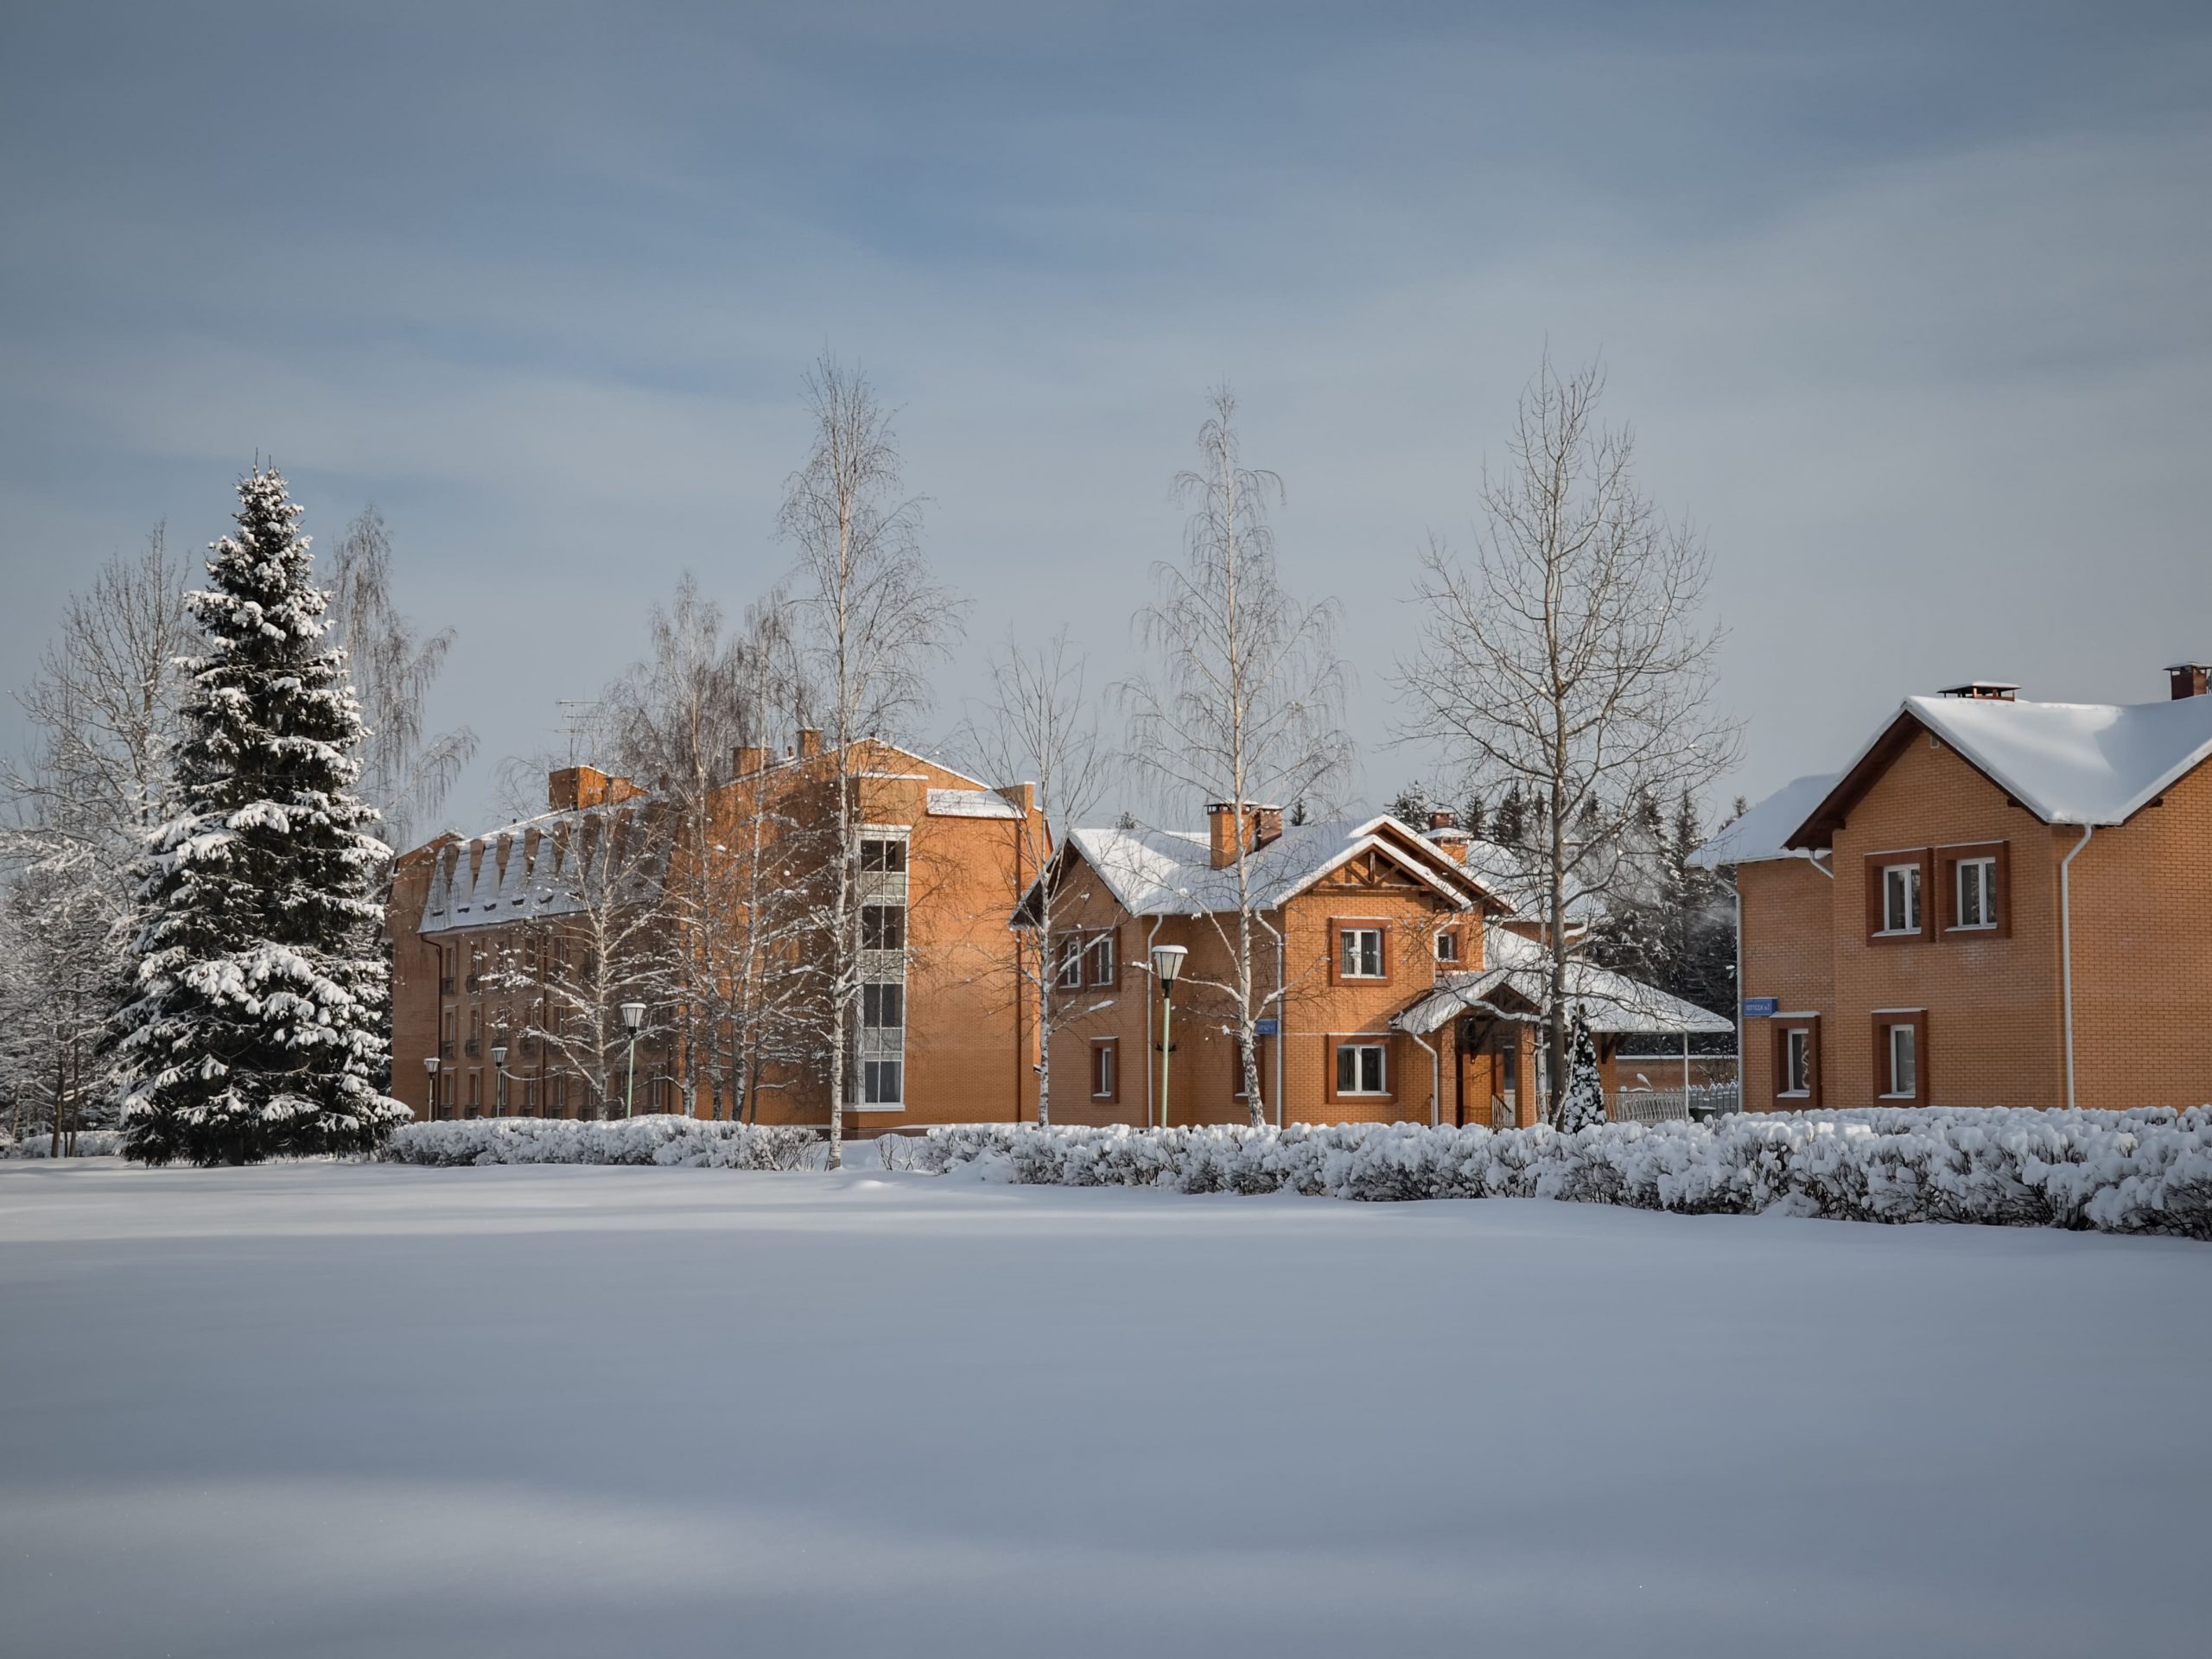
<box><xmin>913</xmin><ymin>1109</ymin><xmax>2212</xmax><ymax>1238</ymax></box>
<box><xmin>385</xmin><ymin>1115</ymin><xmax>822</xmax><ymax>1170</ymax></box>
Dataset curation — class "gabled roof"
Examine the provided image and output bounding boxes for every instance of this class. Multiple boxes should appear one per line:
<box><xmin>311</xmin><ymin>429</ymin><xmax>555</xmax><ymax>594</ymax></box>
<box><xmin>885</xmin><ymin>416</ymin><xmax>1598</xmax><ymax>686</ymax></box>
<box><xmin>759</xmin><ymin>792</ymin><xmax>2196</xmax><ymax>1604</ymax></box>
<box><xmin>1786</xmin><ymin>694</ymin><xmax>2212</xmax><ymax>849</ymax></box>
<box><xmin>1393</xmin><ymin>924</ymin><xmax>1732</xmax><ymax>1038</ymax></box>
<box><xmin>1688</xmin><ymin>773</ymin><xmax>1837</xmax><ymax>869</ymax></box>
<box><xmin>1033</xmin><ymin>815</ymin><xmax>1506</xmax><ymax>923</ymax></box>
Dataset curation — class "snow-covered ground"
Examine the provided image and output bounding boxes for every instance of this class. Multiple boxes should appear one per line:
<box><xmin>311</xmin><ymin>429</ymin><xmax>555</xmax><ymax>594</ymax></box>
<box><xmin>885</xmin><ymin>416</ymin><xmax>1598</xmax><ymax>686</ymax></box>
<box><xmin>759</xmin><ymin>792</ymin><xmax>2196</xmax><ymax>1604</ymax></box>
<box><xmin>2</xmin><ymin>1161</ymin><xmax>2206</xmax><ymax>1658</ymax></box>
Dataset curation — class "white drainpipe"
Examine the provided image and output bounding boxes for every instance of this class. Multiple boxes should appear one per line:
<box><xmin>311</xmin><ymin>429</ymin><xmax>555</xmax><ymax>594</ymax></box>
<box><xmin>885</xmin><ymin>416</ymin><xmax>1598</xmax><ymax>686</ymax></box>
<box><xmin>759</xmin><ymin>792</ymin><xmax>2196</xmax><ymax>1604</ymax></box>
<box><xmin>1406</xmin><ymin>1027</ymin><xmax>1442</xmax><ymax>1128</ymax></box>
<box><xmin>2060</xmin><ymin>825</ymin><xmax>2094</xmax><ymax>1110</ymax></box>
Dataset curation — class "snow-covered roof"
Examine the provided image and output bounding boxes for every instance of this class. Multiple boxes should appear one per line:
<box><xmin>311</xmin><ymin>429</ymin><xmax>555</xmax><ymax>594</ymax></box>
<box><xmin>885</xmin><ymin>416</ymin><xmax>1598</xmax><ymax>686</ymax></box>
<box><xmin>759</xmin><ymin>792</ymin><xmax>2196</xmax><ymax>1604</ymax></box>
<box><xmin>926</xmin><ymin>787</ymin><xmax>1023</xmax><ymax>820</ymax></box>
<box><xmin>1688</xmin><ymin>773</ymin><xmax>1837</xmax><ymax>869</ymax></box>
<box><xmin>418</xmin><ymin>798</ymin><xmax>668</xmax><ymax>935</ymax></box>
<box><xmin>1788</xmin><ymin>693</ymin><xmax>2212</xmax><ymax>849</ymax></box>
<box><xmin>1394</xmin><ymin>925</ymin><xmax>1733</xmax><ymax>1038</ymax></box>
<box><xmin>1058</xmin><ymin>816</ymin><xmax>1500</xmax><ymax>920</ymax></box>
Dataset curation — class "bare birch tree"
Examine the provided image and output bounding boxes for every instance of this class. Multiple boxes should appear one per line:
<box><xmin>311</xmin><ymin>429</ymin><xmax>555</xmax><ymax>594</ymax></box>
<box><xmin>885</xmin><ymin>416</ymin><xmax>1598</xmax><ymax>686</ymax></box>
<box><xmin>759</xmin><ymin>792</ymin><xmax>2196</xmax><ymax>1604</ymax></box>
<box><xmin>1396</xmin><ymin>355</ymin><xmax>1738</xmax><ymax>1122</ymax></box>
<box><xmin>325</xmin><ymin>506</ymin><xmax>478</xmax><ymax>858</ymax></box>
<box><xmin>779</xmin><ymin>353</ymin><xmax>964</xmax><ymax>1167</ymax></box>
<box><xmin>1121</xmin><ymin>387</ymin><xmax>1351</xmax><ymax>1125</ymax></box>
<box><xmin>493</xmin><ymin>803</ymin><xmax>677</xmax><ymax>1117</ymax></box>
<box><xmin>962</xmin><ymin>629</ymin><xmax>1105</xmax><ymax>1128</ymax></box>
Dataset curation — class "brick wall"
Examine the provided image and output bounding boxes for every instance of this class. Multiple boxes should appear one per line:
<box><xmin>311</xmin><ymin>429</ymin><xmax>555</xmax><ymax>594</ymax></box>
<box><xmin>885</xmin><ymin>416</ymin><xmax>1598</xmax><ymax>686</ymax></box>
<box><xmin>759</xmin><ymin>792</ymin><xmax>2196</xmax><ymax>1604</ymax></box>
<box><xmin>1738</xmin><ymin>858</ymin><xmax>1837</xmax><ymax>1112</ymax></box>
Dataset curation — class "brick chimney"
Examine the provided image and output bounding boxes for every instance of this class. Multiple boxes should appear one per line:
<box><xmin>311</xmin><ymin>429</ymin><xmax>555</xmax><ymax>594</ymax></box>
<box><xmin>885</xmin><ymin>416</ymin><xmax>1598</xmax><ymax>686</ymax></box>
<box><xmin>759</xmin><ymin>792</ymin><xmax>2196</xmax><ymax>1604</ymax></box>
<box><xmin>1427</xmin><ymin>809</ymin><xmax>1470</xmax><ymax>863</ymax></box>
<box><xmin>1206</xmin><ymin>803</ymin><xmax>1282</xmax><ymax>868</ymax></box>
<box><xmin>734</xmin><ymin>745</ymin><xmax>768</xmax><ymax>777</ymax></box>
<box><xmin>797</xmin><ymin>728</ymin><xmax>823</xmax><ymax>760</ymax></box>
<box><xmin>2168</xmin><ymin>663</ymin><xmax>2211</xmax><ymax>700</ymax></box>
<box><xmin>996</xmin><ymin>781</ymin><xmax>1037</xmax><ymax>816</ymax></box>
<box><xmin>549</xmin><ymin>765</ymin><xmax>607</xmax><ymax>811</ymax></box>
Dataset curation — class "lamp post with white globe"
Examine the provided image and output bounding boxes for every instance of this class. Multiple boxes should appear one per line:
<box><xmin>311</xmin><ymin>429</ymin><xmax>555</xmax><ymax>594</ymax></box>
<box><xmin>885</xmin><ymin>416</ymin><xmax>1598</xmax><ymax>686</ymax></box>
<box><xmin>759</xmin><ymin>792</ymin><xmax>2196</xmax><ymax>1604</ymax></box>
<box><xmin>620</xmin><ymin>1001</ymin><xmax>646</xmax><ymax>1117</ymax></box>
<box><xmin>1149</xmin><ymin>944</ymin><xmax>1187</xmax><ymax>1131</ymax></box>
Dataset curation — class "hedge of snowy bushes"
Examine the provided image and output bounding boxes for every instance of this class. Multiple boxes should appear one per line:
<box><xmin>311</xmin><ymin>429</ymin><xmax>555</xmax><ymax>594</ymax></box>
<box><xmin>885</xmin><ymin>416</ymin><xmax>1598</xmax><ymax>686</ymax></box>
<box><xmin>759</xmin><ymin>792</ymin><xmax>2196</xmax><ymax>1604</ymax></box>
<box><xmin>912</xmin><ymin>1109</ymin><xmax>2212</xmax><ymax>1238</ymax></box>
<box><xmin>384</xmin><ymin>1115</ymin><xmax>823</xmax><ymax>1170</ymax></box>
<box><xmin>0</xmin><ymin>1129</ymin><xmax>125</xmax><ymax>1159</ymax></box>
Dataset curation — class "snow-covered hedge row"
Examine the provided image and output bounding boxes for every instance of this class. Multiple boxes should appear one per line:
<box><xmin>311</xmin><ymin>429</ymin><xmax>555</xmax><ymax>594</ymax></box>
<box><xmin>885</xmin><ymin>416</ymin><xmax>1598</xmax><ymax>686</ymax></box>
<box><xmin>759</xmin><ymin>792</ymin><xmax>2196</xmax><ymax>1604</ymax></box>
<box><xmin>1</xmin><ymin>1130</ymin><xmax>125</xmax><ymax>1159</ymax></box>
<box><xmin>384</xmin><ymin>1115</ymin><xmax>822</xmax><ymax>1170</ymax></box>
<box><xmin>914</xmin><ymin>1108</ymin><xmax>2212</xmax><ymax>1238</ymax></box>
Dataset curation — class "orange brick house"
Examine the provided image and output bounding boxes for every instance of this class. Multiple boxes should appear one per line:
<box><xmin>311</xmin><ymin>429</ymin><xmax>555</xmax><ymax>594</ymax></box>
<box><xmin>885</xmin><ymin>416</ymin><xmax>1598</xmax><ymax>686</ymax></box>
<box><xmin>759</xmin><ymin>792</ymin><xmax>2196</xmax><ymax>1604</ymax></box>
<box><xmin>1023</xmin><ymin>806</ymin><xmax>1729</xmax><ymax>1129</ymax></box>
<box><xmin>1701</xmin><ymin>668</ymin><xmax>2212</xmax><ymax>1113</ymax></box>
<box><xmin>387</xmin><ymin>733</ymin><xmax>1049</xmax><ymax>1130</ymax></box>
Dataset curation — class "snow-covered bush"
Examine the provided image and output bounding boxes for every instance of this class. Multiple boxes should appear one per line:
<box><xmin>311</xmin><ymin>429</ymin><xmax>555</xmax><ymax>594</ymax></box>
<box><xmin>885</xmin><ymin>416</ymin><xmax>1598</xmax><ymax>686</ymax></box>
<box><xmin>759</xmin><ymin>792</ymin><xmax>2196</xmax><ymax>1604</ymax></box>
<box><xmin>1</xmin><ymin>1128</ymin><xmax>126</xmax><ymax>1159</ymax></box>
<box><xmin>384</xmin><ymin>1115</ymin><xmax>821</xmax><ymax>1170</ymax></box>
<box><xmin>912</xmin><ymin>1107</ymin><xmax>2212</xmax><ymax>1239</ymax></box>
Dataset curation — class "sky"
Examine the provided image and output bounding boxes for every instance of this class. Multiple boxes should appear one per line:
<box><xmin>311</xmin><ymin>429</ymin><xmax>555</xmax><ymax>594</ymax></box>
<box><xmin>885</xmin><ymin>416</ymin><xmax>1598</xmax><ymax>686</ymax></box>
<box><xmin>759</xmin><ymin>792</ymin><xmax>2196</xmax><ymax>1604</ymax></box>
<box><xmin>3</xmin><ymin>1</ymin><xmax>2209</xmax><ymax>836</ymax></box>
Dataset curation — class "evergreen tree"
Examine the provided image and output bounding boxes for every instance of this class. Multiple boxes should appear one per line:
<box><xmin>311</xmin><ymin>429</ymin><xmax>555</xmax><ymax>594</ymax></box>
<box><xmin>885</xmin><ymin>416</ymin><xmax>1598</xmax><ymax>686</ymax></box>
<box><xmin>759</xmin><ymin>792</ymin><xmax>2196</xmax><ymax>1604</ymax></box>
<box><xmin>114</xmin><ymin>468</ymin><xmax>407</xmax><ymax>1166</ymax></box>
<box><xmin>1459</xmin><ymin>792</ymin><xmax>1485</xmax><ymax>840</ymax></box>
<box><xmin>1559</xmin><ymin>1005</ymin><xmax>1605</xmax><ymax>1131</ymax></box>
<box><xmin>1491</xmin><ymin>783</ymin><xmax>1527</xmax><ymax>849</ymax></box>
<box><xmin>1385</xmin><ymin>779</ymin><xmax>1430</xmax><ymax>827</ymax></box>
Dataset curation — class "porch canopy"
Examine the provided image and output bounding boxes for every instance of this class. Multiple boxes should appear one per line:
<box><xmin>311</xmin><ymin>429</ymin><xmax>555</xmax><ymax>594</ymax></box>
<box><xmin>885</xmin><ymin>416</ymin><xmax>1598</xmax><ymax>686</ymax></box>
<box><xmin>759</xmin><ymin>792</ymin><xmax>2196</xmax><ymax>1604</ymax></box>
<box><xmin>1394</xmin><ymin>954</ymin><xmax>1732</xmax><ymax>1039</ymax></box>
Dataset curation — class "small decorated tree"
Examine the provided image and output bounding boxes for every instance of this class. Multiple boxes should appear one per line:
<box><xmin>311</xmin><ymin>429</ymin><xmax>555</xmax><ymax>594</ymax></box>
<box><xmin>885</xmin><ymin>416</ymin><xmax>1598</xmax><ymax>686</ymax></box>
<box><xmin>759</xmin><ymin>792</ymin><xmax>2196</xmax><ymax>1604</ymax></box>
<box><xmin>115</xmin><ymin>467</ymin><xmax>408</xmax><ymax>1165</ymax></box>
<box><xmin>1558</xmin><ymin>1004</ymin><xmax>1606</xmax><ymax>1133</ymax></box>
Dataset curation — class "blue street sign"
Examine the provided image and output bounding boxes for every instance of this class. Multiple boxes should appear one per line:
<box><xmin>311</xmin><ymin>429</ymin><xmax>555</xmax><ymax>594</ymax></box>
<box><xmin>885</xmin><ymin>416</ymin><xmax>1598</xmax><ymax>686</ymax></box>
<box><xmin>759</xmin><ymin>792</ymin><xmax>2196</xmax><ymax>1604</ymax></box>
<box><xmin>1253</xmin><ymin>1019</ymin><xmax>1281</xmax><ymax>1037</ymax></box>
<box><xmin>1742</xmin><ymin>997</ymin><xmax>1778</xmax><ymax>1019</ymax></box>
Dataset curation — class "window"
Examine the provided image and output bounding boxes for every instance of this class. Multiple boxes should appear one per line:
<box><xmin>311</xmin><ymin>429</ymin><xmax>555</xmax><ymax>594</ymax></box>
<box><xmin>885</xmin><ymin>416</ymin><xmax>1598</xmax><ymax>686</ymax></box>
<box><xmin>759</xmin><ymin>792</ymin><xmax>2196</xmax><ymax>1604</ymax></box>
<box><xmin>1881</xmin><ymin>863</ymin><xmax>1921</xmax><ymax>933</ymax></box>
<box><xmin>861</xmin><ymin>905</ymin><xmax>905</xmax><ymax>950</ymax></box>
<box><xmin>1084</xmin><ymin>929</ymin><xmax>1117</xmax><ymax>988</ymax></box>
<box><xmin>1434</xmin><ymin>930</ymin><xmax>1460</xmax><ymax>964</ymax></box>
<box><xmin>553</xmin><ymin>1077</ymin><xmax>568</xmax><ymax>1117</ymax></box>
<box><xmin>1940</xmin><ymin>843</ymin><xmax>2008</xmax><ymax>936</ymax></box>
<box><xmin>862</xmin><ymin>983</ymin><xmax>904</xmax><ymax>1029</ymax></box>
<box><xmin>521</xmin><ymin>1080</ymin><xmax>537</xmax><ymax>1116</ymax></box>
<box><xmin>1056</xmin><ymin>934</ymin><xmax>1083</xmax><ymax>989</ymax></box>
<box><xmin>1335</xmin><ymin>1041</ymin><xmax>1388</xmax><ymax>1096</ymax></box>
<box><xmin>1955</xmin><ymin>858</ymin><xmax>1996</xmax><ymax>929</ymax></box>
<box><xmin>1780</xmin><ymin>1027</ymin><xmax>1815</xmax><ymax>1098</ymax></box>
<box><xmin>861</xmin><ymin>837</ymin><xmax>907</xmax><ymax>874</ymax></box>
<box><xmin>1090</xmin><ymin>1039</ymin><xmax>1117</xmax><ymax>1102</ymax></box>
<box><xmin>1340</xmin><ymin>927</ymin><xmax>1384</xmax><ymax>979</ymax></box>
<box><xmin>863</xmin><ymin>1058</ymin><xmax>904</xmax><ymax>1106</ymax></box>
<box><xmin>1875</xmin><ymin>1012</ymin><xmax>1927</xmax><ymax>1103</ymax></box>
<box><xmin>467</xmin><ymin>1071</ymin><xmax>481</xmax><ymax>1114</ymax></box>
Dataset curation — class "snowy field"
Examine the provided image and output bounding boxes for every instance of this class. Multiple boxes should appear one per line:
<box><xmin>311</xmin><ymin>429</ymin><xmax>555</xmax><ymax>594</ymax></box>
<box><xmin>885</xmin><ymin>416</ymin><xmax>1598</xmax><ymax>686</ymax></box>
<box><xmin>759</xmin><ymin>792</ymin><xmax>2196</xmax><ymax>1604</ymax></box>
<box><xmin>3</xmin><ymin>1161</ymin><xmax>2208</xmax><ymax>1658</ymax></box>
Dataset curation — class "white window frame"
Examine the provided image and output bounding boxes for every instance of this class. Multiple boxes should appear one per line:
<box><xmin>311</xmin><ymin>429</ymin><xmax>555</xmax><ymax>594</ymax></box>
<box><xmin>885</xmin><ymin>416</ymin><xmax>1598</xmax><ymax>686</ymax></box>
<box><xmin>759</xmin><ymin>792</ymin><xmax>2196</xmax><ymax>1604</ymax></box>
<box><xmin>1955</xmin><ymin>856</ymin><xmax>1997</xmax><ymax>931</ymax></box>
<box><xmin>1434</xmin><ymin>930</ymin><xmax>1459</xmax><ymax>964</ymax></box>
<box><xmin>859</xmin><ymin>836</ymin><xmax>907</xmax><ymax>874</ymax></box>
<box><xmin>1335</xmin><ymin>1040</ymin><xmax>1389</xmax><ymax>1096</ymax></box>
<box><xmin>1340</xmin><ymin>926</ymin><xmax>1385</xmax><ymax>980</ymax></box>
<box><xmin>1880</xmin><ymin>862</ymin><xmax>1922</xmax><ymax>934</ymax></box>
<box><xmin>1084</xmin><ymin>929</ymin><xmax>1116</xmax><ymax>988</ymax></box>
<box><xmin>861</xmin><ymin>1058</ymin><xmax>904</xmax><ymax>1108</ymax></box>
<box><xmin>1883</xmin><ymin>1022</ymin><xmax>1917</xmax><ymax>1100</ymax></box>
<box><xmin>1781</xmin><ymin>1027</ymin><xmax>1812</xmax><ymax>1098</ymax></box>
<box><xmin>861</xmin><ymin>982</ymin><xmax>904</xmax><ymax>1030</ymax></box>
<box><xmin>1091</xmin><ymin>1041</ymin><xmax>1116</xmax><ymax>1100</ymax></box>
<box><xmin>1055</xmin><ymin>932</ymin><xmax>1083</xmax><ymax>991</ymax></box>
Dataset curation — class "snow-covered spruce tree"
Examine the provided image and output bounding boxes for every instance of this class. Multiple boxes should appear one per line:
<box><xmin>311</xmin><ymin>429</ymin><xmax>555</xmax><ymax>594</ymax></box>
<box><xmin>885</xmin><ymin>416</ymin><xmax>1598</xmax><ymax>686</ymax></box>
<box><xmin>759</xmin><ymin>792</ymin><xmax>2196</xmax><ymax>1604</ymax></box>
<box><xmin>1559</xmin><ymin>1006</ymin><xmax>1606</xmax><ymax>1133</ymax></box>
<box><xmin>114</xmin><ymin>468</ymin><xmax>408</xmax><ymax>1165</ymax></box>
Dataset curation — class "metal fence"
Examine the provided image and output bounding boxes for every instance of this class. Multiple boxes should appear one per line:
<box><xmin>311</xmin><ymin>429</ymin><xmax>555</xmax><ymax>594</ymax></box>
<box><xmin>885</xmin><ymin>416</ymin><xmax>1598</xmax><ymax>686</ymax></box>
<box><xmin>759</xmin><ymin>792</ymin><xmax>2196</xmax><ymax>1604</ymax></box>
<box><xmin>1611</xmin><ymin>1083</ymin><xmax>1742</xmax><ymax>1123</ymax></box>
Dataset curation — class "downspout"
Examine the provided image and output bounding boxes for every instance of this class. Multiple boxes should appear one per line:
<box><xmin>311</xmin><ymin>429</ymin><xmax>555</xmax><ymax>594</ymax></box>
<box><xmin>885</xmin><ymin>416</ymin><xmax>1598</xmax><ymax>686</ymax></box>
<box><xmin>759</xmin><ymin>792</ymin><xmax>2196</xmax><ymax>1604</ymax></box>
<box><xmin>1274</xmin><ymin>930</ymin><xmax>1286</xmax><ymax>1130</ymax></box>
<box><xmin>1144</xmin><ymin>915</ymin><xmax>1165</xmax><ymax>1130</ymax></box>
<box><xmin>1407</xmin><ymin>1027</ymin><xmax>1442</xmax><ymax>1128</ymax></box>
<box><xmin>2061</xmin><ymin>825</ymin><xmax>2094</xmax><ymax>1111</ymax></box>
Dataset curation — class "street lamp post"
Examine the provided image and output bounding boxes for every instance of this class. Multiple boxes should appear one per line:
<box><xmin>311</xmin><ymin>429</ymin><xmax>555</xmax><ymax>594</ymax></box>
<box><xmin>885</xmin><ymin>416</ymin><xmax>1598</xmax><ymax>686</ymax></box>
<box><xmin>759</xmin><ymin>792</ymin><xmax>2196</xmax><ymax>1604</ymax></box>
<box><xmin>423</xmin><ymin>1055</ymin><xmax>440</xmax><ymax>1122</ymax></box>
<box><xmin>491</xmin><ymin>1043</ymin><xmax>508</xmax><ymax>1116</ymax></box>
<box><xmin>620</xmin><ymin>1001</ymin><xmax>646</xmax><ymax>1117</ymax></box>
<box><xmin>1149</xmin><ymin>944</ymin><xmax>1186</xmax><ymax>1132</ymax></box>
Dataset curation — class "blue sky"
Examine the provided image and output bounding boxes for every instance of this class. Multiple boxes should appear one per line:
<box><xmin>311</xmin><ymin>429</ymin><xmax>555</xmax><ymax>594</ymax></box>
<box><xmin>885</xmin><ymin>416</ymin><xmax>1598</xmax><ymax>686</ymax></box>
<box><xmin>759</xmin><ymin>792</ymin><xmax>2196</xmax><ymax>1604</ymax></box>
<box><xmin>3</xmin><ymin>2</ymin><xmax>2209</xmax><ymax>830</ymax></box>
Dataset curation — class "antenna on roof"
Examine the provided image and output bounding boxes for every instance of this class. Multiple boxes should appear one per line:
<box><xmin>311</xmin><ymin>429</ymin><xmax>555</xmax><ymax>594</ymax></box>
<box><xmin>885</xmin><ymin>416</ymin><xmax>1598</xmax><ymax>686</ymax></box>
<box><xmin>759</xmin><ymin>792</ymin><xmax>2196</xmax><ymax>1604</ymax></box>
<box><xmin>556</xmin><ymin>699</ymin><xmax>606</xmax><ymax>763</ymax></box>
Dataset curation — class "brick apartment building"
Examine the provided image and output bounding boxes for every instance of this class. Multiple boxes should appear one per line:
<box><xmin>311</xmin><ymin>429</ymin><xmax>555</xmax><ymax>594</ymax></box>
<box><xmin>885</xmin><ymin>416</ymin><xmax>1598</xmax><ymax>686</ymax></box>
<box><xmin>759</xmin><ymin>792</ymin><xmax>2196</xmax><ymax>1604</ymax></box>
<box><xmin>1699</xmin><ymin>667</ymin><xmax>2212</xmax><ymax>1113</ymax></box>
<box><xmin>1025</xmin><ymin>806</ymin><xmax>1727</xmax><ymax>1129</ymax></box>
<box><xmin>387</xmin><ymin>733</ymin><xmax>1049</xmax><ymax>1129</ymax></box>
